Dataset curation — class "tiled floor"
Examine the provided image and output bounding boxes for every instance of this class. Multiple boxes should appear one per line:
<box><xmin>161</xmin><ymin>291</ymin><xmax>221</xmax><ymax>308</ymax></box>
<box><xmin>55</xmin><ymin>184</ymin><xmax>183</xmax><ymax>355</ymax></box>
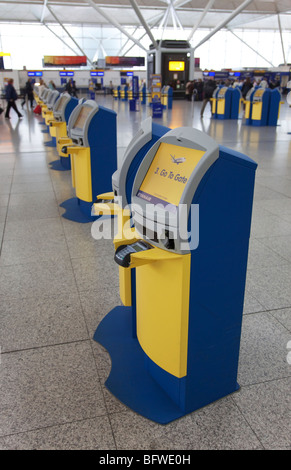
<box><xmin>0</xmin><ymin>94</ymin><xmax>290</xmax><ymax>450</ymax></box>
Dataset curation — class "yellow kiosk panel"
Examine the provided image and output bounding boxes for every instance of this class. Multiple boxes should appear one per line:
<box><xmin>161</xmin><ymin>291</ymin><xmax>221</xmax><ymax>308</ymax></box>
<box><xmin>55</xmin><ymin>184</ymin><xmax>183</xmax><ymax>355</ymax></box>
<box><xmin>136</xmin><ymin>253</ymin><xmax>191</xmax><ymax>378</ymax></box>
<box><xmin>137</xmin><ymin>142</ymin><xmax>205</xmax><ymax>211</ymax></box>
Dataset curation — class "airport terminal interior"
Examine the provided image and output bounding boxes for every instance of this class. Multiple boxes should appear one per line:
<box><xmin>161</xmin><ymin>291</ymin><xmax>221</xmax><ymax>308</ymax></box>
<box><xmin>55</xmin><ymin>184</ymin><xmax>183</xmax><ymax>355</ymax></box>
<box><xmin>0</xmin><ymin>0</ymin><xmax>291</xmax><ymax>452</ymax></box>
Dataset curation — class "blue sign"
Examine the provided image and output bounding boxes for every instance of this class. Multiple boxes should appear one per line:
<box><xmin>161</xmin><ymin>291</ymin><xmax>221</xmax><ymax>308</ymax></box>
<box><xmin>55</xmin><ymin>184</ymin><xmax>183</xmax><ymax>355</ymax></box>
<box><xmin>126</xmin><ymin>72</ymin><xmax>133</xmax><ymax>76</ymax></box>
<box><xmin>28</xmin><ymin>71</ymin><xmax>43</xmax><ymax>77</ymax></box>
<box><xmin>91</xmin><ymin>71</ymin><xmax>104</xmax><ymax>77</ymax></box>
<box><xmin>59</xmin><ymin>71</ymin><xmax>74</xmax><ymax>77</ymax></box>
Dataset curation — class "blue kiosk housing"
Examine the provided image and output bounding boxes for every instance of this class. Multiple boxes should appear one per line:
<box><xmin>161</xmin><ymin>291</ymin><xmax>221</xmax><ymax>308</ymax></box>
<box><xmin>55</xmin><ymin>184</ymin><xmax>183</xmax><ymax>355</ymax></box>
<box><xmin>230</xmin><ymin>87</ymin><xmax>242</xmax><ymax>119</ymax></box>
<box><xmin>60</xmin><ymin>100</ymin><xmax>117</xmax><ymax>222</ymax></box>
<box><xmin>267</xmin><ymin>89</ymin><xmax>282</xmax><ymax>126</ymax></box>
<box><xmin>94</xmin><ymin>127</ymin><xmax>257</xmax><ymax>424</ymax></box>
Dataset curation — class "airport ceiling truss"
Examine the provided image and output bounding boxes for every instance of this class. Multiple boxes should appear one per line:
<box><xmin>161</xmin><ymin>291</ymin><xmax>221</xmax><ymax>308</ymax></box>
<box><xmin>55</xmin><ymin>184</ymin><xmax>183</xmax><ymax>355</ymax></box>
<box><xmin>0</xmin><ymin>0</ymin><xmax>290</xmax><ymax>65</ymax></box>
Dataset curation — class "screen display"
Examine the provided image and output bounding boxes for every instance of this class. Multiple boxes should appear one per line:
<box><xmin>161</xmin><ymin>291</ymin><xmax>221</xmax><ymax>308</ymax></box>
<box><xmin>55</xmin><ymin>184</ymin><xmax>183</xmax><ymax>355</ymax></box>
<box><xmin>254</xmin><ymin>89</ymin><xmax>264</xmax><ymax>97</ymax></box>
<box><xmin>73</xmin><ymin>106</ymin><xmax>91</xmax><ymax>130</ymax></box>
<box><xmin>169</xmin><ymin>61</ymin><xmax>185</xmax><ymax>72</ymax></box>
<box><xmin>136</xmin><ymin>142</ymin><xmax>205</xmax><ymax>211</ymax></box>
<box><xmin>55</xmin><ymin>96</ymin><xmax>67</xmax><ymax>112</ymax></box>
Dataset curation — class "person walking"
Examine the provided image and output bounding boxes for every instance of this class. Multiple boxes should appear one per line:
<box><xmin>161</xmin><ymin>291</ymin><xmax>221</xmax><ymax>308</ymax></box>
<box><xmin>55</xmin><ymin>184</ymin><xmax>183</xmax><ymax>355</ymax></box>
<box><xmin>21</xmin><ymin>78</ymin><xmax>34</xmax><ymax>110</ymax></box>
<box><xmin>5</xmin><ymin>78</ymin><xmax>23</xmax><ymax>119</ymax></box>
<box><xmin>200</xmin><ymin>77</ymin><xmax>217</xmax><ymax>117</ymax></box>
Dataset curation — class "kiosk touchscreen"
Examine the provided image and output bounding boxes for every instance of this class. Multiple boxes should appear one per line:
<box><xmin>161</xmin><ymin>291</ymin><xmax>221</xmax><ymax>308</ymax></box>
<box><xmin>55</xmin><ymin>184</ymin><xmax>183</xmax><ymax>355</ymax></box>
<box><xmin>94</xmin><ymin>127</ymin><xmax>257</xmax><ymax>424</ymax></box>
<box><xmin>60</xmin><ymin>100</ymin><xmax>117</xmax><ymax>219</ymax></box>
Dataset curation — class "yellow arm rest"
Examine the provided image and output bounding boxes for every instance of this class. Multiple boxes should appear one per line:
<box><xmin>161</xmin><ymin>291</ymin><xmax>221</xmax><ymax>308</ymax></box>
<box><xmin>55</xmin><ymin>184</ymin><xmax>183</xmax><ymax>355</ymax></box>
<box><xmin>66</xmin><ymin>146</ymin><xmax>86</xmax><ymax>152</ymax></box>
<box><xmin>96</xmin><ymin>192</ymin><xmax>115</xmax><ymax>200</ymax></box>
<box><xmin>91</xmin><ymin>202</ymin><xmax>120</xmax><ymax>216</ymax></box>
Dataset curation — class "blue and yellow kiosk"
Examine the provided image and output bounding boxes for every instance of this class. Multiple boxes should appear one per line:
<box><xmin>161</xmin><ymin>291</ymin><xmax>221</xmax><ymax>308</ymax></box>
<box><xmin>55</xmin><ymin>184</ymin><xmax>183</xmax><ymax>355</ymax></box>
<box><xmin>249</xmin><ymin>88</ymin><xmax>271</xmax><ymax>126</ymax></box>
<box><xmin>94</xmin><ymin>127</ymin><xmax>257</xmax><ymax>424</ymax></box>
<box><xmin>212</xmin><ymin>86</ymin><xmax>232</xmax><ymax>119</ymax></box>
<box><xmin>48</xmin><ymin>93</ymin><xmax>80</xmax><ymax>168</ymax></box>
<box><xmin>59</xmin><ymin>100</ymin><xmax>117</xmax><ymax>221</ymax></box>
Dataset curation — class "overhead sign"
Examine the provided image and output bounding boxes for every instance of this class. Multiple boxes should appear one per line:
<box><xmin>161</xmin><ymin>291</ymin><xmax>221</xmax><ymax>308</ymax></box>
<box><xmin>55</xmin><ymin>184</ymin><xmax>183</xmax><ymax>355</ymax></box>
<box><xmin>44</xmin><ymin>56</ymin><xmax>87</xmax><ymax>67</ymax></box>
<box><xmin>90</xmin><ymin>70</ymin><xmax>104</xmax><ymax>76</ymax></box>
<box><xmin>28</xmin><ymin>71</ymin><xmax>43</xmax><ymax>77</ymax></box>
<box><xmin>59</xmin><ymin>71</ymin><xmax>75</xmax><ymax>77</ymax></box>
<box><xmin>105</xmin><ymin>56</ymin><xmax>145</xmax><ymax>67</ymax></box>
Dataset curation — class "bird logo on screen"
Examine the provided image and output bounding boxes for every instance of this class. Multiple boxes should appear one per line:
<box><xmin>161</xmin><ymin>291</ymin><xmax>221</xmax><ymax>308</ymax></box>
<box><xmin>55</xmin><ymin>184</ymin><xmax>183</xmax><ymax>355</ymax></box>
<box><xmin>171</xmin><ymin>154</ymin><xmax>186</xmax><ymax>165</ymax></box>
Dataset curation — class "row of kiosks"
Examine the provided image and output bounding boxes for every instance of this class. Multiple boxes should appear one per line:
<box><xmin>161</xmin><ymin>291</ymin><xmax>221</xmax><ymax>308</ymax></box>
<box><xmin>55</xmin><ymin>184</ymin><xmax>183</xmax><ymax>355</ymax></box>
<box><xmin>93</xmin><ymin>124</ymin><xmax>257</xmax><ymax>424</ymax></box>
<box><xmin>59</xmin><ymin>100</ymin><xmax>117</xmax><ymax>220</ymax></box>
<box><xmin>48</xmin><ymin>93</ymin><xmax>79</xmax><ymax>168</ymax></box>
<box><xmin>244</xmin><ymin>87</ymin><xmax>283</xmax><ymax>126</ymax></box>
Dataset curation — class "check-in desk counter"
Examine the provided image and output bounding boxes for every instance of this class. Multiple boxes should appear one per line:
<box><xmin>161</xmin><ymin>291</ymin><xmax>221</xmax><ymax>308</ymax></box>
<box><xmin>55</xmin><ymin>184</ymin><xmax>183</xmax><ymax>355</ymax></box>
<box><xmin>61</xmin><ymin>100</ymin><xmax>117</xmax><ymax>219</ymax></box>
<box><xmin>94</xmin><ymin>127</ymin><xmax>257</xmax><ymax>423</ymax></box>
<box><xmin>48</xmin><ymin>93</ymin><xmax>79</xmax><ymax>168</ymax></box>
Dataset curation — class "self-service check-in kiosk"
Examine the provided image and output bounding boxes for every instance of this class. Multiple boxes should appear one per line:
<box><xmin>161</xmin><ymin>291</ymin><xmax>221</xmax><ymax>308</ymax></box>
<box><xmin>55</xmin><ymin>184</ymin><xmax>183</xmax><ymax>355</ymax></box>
<box><xmin>94</xmin><ymin>127</ymin><xmax>257</xmax><ymax>424</ymax></box>
<box><xmin>212</xmin><ymin>87</ymin><xmax>232</xmax><ymax>119</ymax></box>
<box><xmin>48</xmin><ymin>93</ymin><xmax>79</xmax><ymax>168</ymax></box>
<box><xmin>250</xmin><ymin>88</ymin><xmax>271</xmax><ymax>126</ymax></box>
<box><xmin>60</xmin><ymin>100</ymin><xmax>117</xmax><ymax>221</ymax></box>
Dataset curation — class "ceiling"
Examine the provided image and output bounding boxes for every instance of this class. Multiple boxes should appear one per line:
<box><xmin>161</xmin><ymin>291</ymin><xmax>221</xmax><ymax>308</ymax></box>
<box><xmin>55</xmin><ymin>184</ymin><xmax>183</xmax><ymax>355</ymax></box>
<box><xmin>0</xmin><ymin>0</ymin><xmax>290</xmax><ymax>30</ymax></box>
<box><xmin>0</xmin><ymin>0</ymin><xmax>290</xmax><ymax>66</ymax></box>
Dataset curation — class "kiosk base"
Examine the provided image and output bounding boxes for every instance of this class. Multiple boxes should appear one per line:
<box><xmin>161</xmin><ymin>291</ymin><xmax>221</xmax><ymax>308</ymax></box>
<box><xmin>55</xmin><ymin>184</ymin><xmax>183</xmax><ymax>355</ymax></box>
<box><xmin>60</xmin><ymin>156</ymin><xmax>71</xmax><ymax>170</ymax></box>
<box><xmin>94</xmin><ymin>306</ymin><xmax>240</xmax><ymax>424</ymax></box>
<box><xmin>60</xmin><ymin>197</ymin><xmax>98</xmax><ymax>223</ymax></box>
<box><xmin>49</xmin><ymin>159</ymin><xmax>69</xmax><ymax>172</ymax></box>
<box><xmin>45</xmin><ymin>137</ymin><xmax>57</xmax><ymax>147</ymax></box>
<box><xmin>94</xmin><ymin>306</ymin><xmax>185</xmax><ymax>424</ymax></box>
